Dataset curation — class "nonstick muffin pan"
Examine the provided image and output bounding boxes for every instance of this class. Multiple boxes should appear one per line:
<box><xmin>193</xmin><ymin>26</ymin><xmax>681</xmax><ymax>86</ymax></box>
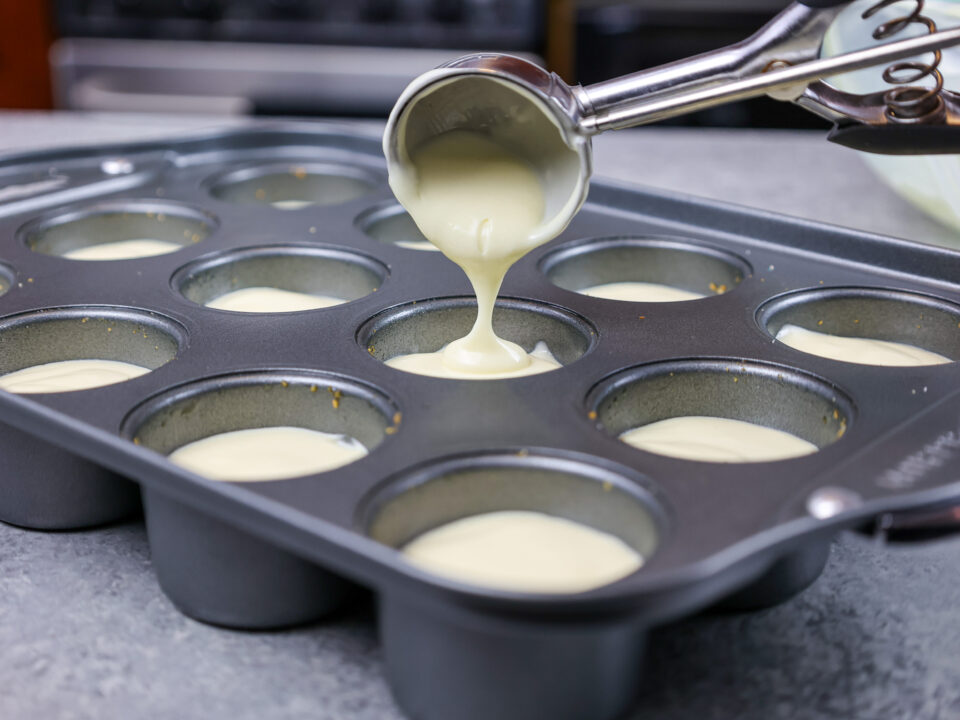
<box><xmin>1</xmin><ymin>123</ymin><xmax>960</xmax><ymax>720</ymax></box>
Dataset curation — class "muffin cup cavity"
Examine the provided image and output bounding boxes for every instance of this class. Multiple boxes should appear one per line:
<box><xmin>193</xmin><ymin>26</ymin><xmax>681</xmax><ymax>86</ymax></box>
<box><xmin>364</xmin><ymin>451</ymin><xmax>663</xmax><ymax>720</ymax></box>
<box><xmin>21</xmin><ymin>200</ymin><xmax>215</xmax><ymax>259</ymax></box>
<box><xmin>364</xmin><ymin>452</ymin><xmax>662</xmax><ymax>565</ymax></box>
<box><xmin>173</xmin><ymin>245</ymin><xmax>387</xmax><ymax>311</ymax></box>
<box><xmin>123</xmin><ymin>370</ymin><xmax>397</xmax><ymax>629</ymax></box>
<box><xmin>358</xmin><ymin>297</ymin><xmax>596</xmax><ymax>370</ymax></box>
<box><xmin>0</xmin><ymin>422</ymin><xmax>140</xmax><ymax>530</ymax></box>
<box><xmin>207</xmin><ymin>162</ymin><xmax>377</xmax><ymax>208</ymax></box>
<box><xmin>0</xmin><ymin>306</ymin><xmax>182</xmax><ymax>387</ymax></box>
<box><xmin>588</xmin><ymin>359</ymin><xmax>853</xmax><ymax>459</ymax></box>
<box><xmin>142</xmin><ymin>490</ymin><xmax>354</xmax><ymax>630</ymax></box>
<box><xmin>124</xmin><ymin>370</ymin><xmax>395</xmax><ymax>459</ymax></box>
<box><xmin>540</xmin><ymin>236</ymin><xmax>749</xmax><ymax>300</ymax></box>
<box><xmin>758</xmin><ymin>287</ymin><xmax>960</xmax><ymax>364</ymax></box>
<box><xmin>355</xmin><ymin>202</ymin><xmax>435</xmax><ymax>251</ymax></box>
<box><xmin>0</xmin><ymin>307</ymin><xmax>182</xmax><ymax>529</ymax></box>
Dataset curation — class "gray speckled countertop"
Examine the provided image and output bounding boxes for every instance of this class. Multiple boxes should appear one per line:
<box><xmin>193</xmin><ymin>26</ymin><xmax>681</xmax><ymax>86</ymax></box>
<box><xmin>1</xmin><ymin>111</ymin><xmax>960</xmax><ymax>720</ymax></box>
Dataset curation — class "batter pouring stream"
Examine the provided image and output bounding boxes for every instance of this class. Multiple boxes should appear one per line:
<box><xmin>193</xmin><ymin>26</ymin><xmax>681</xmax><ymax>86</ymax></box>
<box><xmin>388</xmin><ymin>130</ymin><xmax>556</xmax><ymax>377</ymax></box>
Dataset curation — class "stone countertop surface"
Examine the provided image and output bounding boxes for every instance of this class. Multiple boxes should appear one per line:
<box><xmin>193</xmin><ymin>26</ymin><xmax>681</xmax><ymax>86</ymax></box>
<box><xmin>1</xmin><ymin>111</ymin><xmax>959</xmax><ymax>720</ymax></box>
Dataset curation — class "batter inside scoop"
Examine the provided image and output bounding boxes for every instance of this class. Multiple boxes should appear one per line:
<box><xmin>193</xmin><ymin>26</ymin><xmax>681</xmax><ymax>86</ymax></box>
<box><xmin>620</xmin><ymin>415</ymin><xmax>818</xmax><ymax>463</ymax></box>
<box><xmin>775</xmin><ymin>324</ymin><xmax>950</xmax><ymax>366</ymax></box>
<box><xmin>402</xmin><ymin>510</ymin><xmax>643</xmax><ymax>594</ymax></box>
<box><xmin>388</xmin><ymin>130</ymin><xmax>569</xmax><ymax>379</ymax></box>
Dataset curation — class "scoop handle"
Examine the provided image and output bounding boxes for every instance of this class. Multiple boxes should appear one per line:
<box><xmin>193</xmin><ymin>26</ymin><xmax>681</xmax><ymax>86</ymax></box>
<box><xmin>580</xmin><ymin>27</ymin><xmax>960</xmax><ymax>133</ymax></box>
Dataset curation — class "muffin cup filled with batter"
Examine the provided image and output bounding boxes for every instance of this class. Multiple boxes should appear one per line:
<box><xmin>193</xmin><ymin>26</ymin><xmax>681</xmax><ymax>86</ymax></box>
<box><xmin>207</xmin><ymin>162</ymin><xmax>378</xmax><ymax>209</ymax></box>
<box><xmin>358</xmin><ymin>297</ymin><xmax>595</xmax><ymax>380</ymax></box>
<box><xmin>0</xmin><ymin>306</ymin><xmax>184</xmax><ymax>529</ymax></box>
<box><xmin>364</xmin><ymin>451</ymin><xmax>662</xmax><ymax>720</ymax></box>
<box><xmin>588</xmin><ymin>359</ymin><xmax>853</xmax><ymax>609</ymax></box>
<box><xmin>123</xmin><ymin>370</ymin><xmax>397</xmax><ymax>629</ymax></box>
<box><xmin>21</xmin><ymin>200</ymin><xmax>215</xmax><ymax>260</ymax></box>
<box><xmin>174</xmin><ymin>245</ymin><xmax>387</xmax><ymax>314</ymax></box>
<box><xmin>759</xmin><ymin>287</ymin><xmax>960</xmax><ymax>367</ymax></box>
<box><xmin>355</xmin><ymin>202</ymin><xmax>439</xmax><ymax>252</ymax></box>
<box><xmin>541</xmin><ymin>236</ymin><xmax>748</xmax><ymax>303</ymax></box>
<box><xmin>588</xmin><ymin>359</ymin><xmax>851</xmax><ymax>465</ymax></box>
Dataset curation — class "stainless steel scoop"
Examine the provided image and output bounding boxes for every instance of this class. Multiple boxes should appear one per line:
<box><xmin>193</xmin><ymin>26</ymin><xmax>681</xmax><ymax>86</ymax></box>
<box><xmin>384</xmin><ymin>0</ymin><xmax>960</xmax><ymax>232</ymax></box>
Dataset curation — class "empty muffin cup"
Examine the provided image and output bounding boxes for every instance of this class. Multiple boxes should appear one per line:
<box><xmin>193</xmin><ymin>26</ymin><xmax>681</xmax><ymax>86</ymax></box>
<box><xmin>364</xmin><ymin>451</ymin><xmax>662</xmax><ymax>720</ymax></box>
<box><xmin>759</xmin><ymin>287</ymin><xmax>960</xmax><ymax>366</ymax></box>
<box><xmin>21</xmin><ymin>200</ymin><xmax>215</xmax><ymax>260</ymax></box>
<box><xmin>0</xmin><ymin>306</ymin><xmax>183</xmax><ymax>529</ymax></box>
<box><xmin>173</xmin><ymin>245</ymin><xmax>387</xmax><ymax>313</ymax></box>
<box><xmin>358</xmin><ymin>297</ymin><xmax>595</xmax><ymax>379</ymax></box>
<box><xmin>541</xmin><ymin>236</ymin><xmax>748</xmax><ymax>302</ymax></box>
<box><xmin>355</xmin><ymin>202</ymin><xmax>437</xmax><ymax>252</ymax></box>
<box><xmin>207</xmin><ymin>162</ymin><xmax>377</xmax><ymax>209</ymax></box>
<box><xmin>588</xmin><ymin>359</ymin><xmax>851</xmax><ymax>464</ymax></box>
<box><xmin>124</xmin><ymin>370</ymin><xmax>396</xmax><ymax>629</ymax></box>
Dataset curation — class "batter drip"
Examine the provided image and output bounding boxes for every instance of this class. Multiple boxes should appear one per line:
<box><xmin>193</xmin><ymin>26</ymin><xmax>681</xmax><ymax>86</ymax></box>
<box><xmin>389</xmin><ymin>130</ymin><xmax>564</xmax><ymax>377</ymax></box>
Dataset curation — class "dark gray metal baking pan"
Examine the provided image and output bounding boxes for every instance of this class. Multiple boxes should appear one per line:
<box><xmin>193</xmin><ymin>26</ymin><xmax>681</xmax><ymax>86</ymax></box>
<box><xmin>0</xmin><ymin>123</ymin><xmax>959</xmax><ymax>720</ymax></box>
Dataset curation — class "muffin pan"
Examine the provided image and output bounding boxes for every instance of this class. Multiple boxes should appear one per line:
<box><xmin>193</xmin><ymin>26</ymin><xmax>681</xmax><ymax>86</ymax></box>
<box><xmin>1</xmin><ymin>124</ymin><xmax>960</xmax><ymax>720</ymax></box>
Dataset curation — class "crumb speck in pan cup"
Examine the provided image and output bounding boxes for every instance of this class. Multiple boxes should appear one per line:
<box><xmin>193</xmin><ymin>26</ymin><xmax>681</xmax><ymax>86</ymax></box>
<box><xmin>362</xmin><ymin>451</ymin><xmax>664</xmax><ymax>720</ymax></box>
<box><xmin>588</xmin><ymin>359</ymin><xmax>854</xmax><ymax>610</ymax></box>
<box><xmin>20</xmin><ymin>200</ymin><xmax>216</xmax><ymax>261</ymax></box>
<box><xmin>123</xmin><ymin>371</ymin><xmax>396</xmax><ymax>629</ymax></box>
<box><xmin>0</xmin><ymin>307</ymin><xmax>183</xmax><ymax>529</ymax></box>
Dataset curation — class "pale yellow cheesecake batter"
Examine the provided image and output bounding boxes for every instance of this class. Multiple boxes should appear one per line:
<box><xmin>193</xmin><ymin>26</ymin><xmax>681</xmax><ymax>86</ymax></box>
<box><xmin>402</xmin><ymin>510</ymin><xmax>642</xmax><ymax>594</ymax></box>
<box><xmin>168</xmin><ymin>426</ymin><xmax>367</xmax><ymax>482</ymax></box>
<box><xmin>394</xmin><ymin>239</ymin><xmax>441</xmax><ymax>252</ymax></box>
<box><xmin>389</xmin><ymin>130</ymin><xmax>567</xmax><ymax>378</ymax></box>
<box><xmin>63</xmin><ymin>239</ymin><xmax>182</xmax><ymax>260</ymax></box>
<box><xmin>205</xmin><ymin>286</ymin><xmax>344</xmax><ymax>313</ymax></box>
<box><xmin>775</xmin><ymin>324</ymin><xmax>950</xmax><ymax>366</ymax></box>
<box><xmin>579</xmin><ymin>281</ymin><xmax>704</xmax><ymax>302</ymax></box>
<box><xmin>270</xmin><ymin>200</ymin><xmax>315</xmax><ymax>210</ymax></box>
<box><xmin>620</xmin><ymin>415</ymin><xmax>818</xmax><ymax>463</ymax></box>
<box><xmin>387</xmin><ymin>341</ymin><xmax>559</xmax><ymax>379</ymax></box>
<box><xmin>0</xmin><ymin>359</ymin><xmax>150</xmax><ymax>393</ymax></box>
